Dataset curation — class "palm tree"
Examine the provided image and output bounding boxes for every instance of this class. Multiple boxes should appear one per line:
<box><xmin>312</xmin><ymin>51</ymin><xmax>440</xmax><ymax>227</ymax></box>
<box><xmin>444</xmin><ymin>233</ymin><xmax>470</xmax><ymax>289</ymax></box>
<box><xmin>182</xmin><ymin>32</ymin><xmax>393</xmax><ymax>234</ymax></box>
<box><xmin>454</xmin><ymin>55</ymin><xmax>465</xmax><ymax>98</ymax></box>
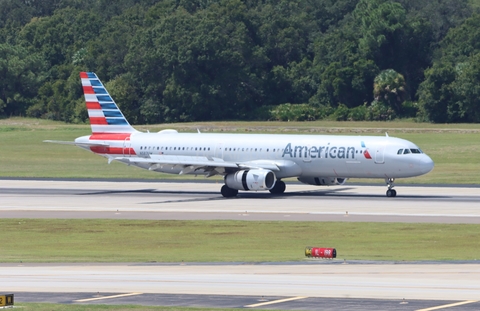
<box><xmin>373</xmin><ymin>69</ymin><xmax>406</xmax><ymax>113</ymax></box>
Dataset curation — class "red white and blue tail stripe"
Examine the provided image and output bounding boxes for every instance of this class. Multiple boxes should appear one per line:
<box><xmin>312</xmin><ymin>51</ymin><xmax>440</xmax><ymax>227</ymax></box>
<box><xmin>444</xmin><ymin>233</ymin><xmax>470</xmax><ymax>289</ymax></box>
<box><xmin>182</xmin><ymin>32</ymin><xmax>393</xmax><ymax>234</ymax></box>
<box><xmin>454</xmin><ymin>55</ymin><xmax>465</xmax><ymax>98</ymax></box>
<box><xmin>80</xmin><ymin>72</ymin><xmax>137</xmax><ymax>134</ymax></box>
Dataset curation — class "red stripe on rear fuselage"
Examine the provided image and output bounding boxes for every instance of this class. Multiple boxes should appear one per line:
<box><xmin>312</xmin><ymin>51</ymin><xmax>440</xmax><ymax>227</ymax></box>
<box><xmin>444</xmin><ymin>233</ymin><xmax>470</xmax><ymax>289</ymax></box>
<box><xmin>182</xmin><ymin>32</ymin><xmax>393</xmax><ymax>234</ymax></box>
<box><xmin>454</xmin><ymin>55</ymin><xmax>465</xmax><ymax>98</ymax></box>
<box><xmin>90</xmin><ymin>133</ymin><xmax>132</xmax><ymax>140</ymax></box>
<box><xmin>89</xmin><ymin>146</ymin><xmax>136</xmax><ymax>155</ymax></box>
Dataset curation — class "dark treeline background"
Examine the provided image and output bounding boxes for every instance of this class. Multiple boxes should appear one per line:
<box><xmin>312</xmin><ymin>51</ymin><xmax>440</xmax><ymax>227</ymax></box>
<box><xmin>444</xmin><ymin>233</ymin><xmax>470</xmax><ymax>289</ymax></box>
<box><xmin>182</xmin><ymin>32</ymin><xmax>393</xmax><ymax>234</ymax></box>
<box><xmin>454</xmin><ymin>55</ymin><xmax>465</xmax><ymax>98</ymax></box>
<box><xmin>1</xmin><ymin>0</ymin><xmax>480</xmax><ymax>124</ymax></box>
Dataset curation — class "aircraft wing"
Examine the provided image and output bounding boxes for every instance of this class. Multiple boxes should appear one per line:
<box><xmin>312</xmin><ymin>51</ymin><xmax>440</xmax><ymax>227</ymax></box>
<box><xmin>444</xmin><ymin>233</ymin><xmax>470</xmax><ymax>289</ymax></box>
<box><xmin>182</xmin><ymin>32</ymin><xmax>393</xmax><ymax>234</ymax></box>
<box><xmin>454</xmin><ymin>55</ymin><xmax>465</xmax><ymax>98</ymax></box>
<box><xmin>111</xmin><ymin>155</ymin><xmax>280</xmax><ymax>176</ymax></box>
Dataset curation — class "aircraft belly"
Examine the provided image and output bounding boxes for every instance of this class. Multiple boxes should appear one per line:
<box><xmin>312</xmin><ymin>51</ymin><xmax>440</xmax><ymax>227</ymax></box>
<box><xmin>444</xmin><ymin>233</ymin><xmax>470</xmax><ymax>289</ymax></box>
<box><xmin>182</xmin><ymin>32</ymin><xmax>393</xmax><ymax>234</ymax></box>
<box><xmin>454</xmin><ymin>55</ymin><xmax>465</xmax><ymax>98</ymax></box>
<box><xmin>298</xmin><ymin>158</ymin><xmax>349</xmax><ymax>177</ymax></box>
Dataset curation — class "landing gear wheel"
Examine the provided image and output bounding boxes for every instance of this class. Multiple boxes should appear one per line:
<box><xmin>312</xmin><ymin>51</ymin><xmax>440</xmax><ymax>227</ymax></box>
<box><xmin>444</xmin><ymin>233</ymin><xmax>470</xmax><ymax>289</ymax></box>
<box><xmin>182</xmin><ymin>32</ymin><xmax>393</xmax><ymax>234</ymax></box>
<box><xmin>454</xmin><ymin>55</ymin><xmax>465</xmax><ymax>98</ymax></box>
<box><xmin>386</xmin><ymin>189</ymin><xmax>397</xmax><ymax>197</ymax></box>
<box><xmin>269</xmin><ymin>180</ymin><xmax>286</xmax><ymax>194</ymax></box>
<box><xmin>221</xmin><ymin>185</ymin><xmax>238</xmax><ymax>198</ymax></box>
<box><xmin>385</xmin><ymin>178</ymin><xmax>397</xmax><ymax>197</ymax></box>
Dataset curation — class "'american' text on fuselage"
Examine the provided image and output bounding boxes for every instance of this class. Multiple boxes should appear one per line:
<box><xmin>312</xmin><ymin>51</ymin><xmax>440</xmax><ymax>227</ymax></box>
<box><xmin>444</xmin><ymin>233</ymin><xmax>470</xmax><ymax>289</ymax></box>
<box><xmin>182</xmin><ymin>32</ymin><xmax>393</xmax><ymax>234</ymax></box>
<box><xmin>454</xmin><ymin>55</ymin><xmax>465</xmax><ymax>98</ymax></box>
<box><xmin>282</xmin><ymin>143</ymin><xmax>357</xmax><ymax>159</ymax></box>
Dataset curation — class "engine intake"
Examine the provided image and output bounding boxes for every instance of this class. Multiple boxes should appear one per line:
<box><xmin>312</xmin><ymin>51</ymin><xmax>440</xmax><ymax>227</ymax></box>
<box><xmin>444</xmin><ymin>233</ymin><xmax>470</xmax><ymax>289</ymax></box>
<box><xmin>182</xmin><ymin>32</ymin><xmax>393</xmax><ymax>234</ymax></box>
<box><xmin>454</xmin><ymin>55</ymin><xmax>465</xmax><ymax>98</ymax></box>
<box><xmin>297</xmin><ymin>177</ymin><xmax>346</xmax><ymax>186</ymax></box>
<box><xmin>225</xmin><ymin>170</ymin><xmax>276</xmax><ymax>191</ymax></box>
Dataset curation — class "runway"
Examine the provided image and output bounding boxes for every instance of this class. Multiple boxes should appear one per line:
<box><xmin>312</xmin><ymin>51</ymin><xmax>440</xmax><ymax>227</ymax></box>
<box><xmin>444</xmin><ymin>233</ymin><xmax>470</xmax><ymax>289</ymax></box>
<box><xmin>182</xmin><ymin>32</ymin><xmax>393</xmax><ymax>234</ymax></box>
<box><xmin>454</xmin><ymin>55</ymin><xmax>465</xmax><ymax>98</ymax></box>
<box><xmin>1</xmin><ymin>179</ymin><xmax>480</xmax><ymax>223</ymax></box>
<box><xmin>1</xmin><ymin>179</ymin><xmax>480</xmax><ymax>310</ymax></box>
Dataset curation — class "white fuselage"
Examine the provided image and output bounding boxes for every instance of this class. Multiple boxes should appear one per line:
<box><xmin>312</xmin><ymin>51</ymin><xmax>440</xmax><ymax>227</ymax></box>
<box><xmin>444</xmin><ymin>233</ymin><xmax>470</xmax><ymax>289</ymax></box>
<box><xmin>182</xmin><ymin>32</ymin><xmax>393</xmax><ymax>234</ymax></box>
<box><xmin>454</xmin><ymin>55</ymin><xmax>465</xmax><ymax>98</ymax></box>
<box><xmin>76</xmin><ymin>131</ymin><xmax>434</xmax><ymax>180</ymax></box>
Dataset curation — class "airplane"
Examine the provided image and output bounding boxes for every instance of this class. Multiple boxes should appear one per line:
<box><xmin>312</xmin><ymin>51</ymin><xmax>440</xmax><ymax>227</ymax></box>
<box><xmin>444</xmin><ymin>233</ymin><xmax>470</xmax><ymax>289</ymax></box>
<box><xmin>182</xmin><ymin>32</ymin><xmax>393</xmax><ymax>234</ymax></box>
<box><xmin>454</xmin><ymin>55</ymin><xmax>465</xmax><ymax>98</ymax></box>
<box><xmin>45</xmin><ymin>72</ymin><xmax>434</xmax><ymax>198</ymax></box>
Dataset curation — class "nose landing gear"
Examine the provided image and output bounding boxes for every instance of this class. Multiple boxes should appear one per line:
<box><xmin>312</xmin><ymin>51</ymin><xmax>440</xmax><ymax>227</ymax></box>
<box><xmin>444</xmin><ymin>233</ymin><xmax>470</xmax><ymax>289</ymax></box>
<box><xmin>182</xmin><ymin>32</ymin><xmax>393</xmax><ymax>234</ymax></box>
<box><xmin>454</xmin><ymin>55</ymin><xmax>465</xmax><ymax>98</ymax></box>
<box><xmin>385</xmin><ymin>178</ymin><xmax>397</xmax><ymax>197</ymax></box>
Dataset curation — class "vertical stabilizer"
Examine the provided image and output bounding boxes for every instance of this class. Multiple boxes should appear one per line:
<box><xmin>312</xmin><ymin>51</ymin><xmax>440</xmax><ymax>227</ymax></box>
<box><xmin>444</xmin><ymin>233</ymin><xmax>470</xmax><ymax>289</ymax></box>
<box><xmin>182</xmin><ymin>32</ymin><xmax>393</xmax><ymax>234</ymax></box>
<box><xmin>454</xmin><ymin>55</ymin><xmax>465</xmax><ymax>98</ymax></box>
<box><xmin>80</xmin><ymin>72</ymin><xmax>137</xmax><ymax>134</ymax></box>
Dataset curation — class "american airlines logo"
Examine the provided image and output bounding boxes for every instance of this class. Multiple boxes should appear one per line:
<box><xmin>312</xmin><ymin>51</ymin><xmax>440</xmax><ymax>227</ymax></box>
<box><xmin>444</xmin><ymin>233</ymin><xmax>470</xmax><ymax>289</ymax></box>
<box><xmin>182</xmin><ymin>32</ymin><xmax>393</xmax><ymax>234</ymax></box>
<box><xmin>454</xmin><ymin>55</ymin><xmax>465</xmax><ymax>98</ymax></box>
<box><xmin>281</xmin><ymin>142</ymin><xmax>371</xmax><ymax>160</ymax></box>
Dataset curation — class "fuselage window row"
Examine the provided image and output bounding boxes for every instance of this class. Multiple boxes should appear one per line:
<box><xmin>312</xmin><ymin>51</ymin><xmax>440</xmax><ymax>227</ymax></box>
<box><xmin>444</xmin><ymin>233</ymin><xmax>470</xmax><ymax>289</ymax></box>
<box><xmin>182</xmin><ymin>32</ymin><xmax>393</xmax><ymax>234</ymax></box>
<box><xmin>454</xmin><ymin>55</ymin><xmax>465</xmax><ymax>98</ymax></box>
<box><xmin>139</xmin><ymin>146</ymin><xmax>287</xmax><ymax>154</ymax></box>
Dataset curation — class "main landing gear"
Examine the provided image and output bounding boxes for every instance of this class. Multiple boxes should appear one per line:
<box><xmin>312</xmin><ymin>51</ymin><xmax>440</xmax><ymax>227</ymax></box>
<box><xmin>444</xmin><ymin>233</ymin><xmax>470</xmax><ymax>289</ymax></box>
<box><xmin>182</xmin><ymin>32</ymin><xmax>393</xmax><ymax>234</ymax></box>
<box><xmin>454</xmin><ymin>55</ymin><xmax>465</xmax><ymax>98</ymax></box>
<box><xmin>385</xmin><ymin>178</ymin><xmax>397</xmax><ymax>197</ymax></box>
<box><xmin>221</xmin><ymin>185</ymin><xmax>238</xmax><ymax>198</ymax></box>
<box><xmin>269</xmin><ymin>180</ymin><xmax>286</xmax><ymax>194</ymax></box>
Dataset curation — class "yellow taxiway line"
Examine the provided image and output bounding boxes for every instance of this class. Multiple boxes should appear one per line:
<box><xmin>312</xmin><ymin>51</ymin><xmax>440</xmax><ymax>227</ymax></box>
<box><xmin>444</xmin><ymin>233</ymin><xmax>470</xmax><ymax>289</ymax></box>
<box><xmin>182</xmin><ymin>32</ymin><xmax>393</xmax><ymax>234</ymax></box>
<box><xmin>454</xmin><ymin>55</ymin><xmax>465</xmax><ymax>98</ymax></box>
<box><xmin>74</xmin><ymin>292</ymin><xmax>142</xmax><ymax>302</ymax></box>
<box><xmin>245</xmin><ymin>296</ymin><xmax>307</xmax><ymax>308</ymax></box>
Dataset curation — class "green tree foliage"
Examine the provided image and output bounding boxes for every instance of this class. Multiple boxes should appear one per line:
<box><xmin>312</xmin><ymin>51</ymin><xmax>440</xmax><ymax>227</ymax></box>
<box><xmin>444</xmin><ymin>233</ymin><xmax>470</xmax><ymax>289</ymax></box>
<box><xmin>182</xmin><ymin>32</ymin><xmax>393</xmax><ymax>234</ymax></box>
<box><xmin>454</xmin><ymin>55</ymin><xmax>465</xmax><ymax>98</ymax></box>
<box><xmin>355</xmin><ymin>0</ymin><xmax>433</xmax><ymax>99</ymax></box>
<box><xmin>0</xmin><ymin>43</ymin><xmax>45</xmax><ymax>116</ymax></box>
<box><xmin>373</xmin><ymin>69</ymin><xmax>406</xmax><ymax>114</ymax></box>
<box><xmin>418</xmin><ymin>55</ymin><xmax>480</xmax><ymax>123</ymax></box>
<box><xmin>418</xmin><ymin>14</ymin><xmax>480</xmax><ymax>122</ymax></box>
<box><xmin>0</xmin><ymin>0</ymin><xmax>478</xmax><ymax>123</ymax></box>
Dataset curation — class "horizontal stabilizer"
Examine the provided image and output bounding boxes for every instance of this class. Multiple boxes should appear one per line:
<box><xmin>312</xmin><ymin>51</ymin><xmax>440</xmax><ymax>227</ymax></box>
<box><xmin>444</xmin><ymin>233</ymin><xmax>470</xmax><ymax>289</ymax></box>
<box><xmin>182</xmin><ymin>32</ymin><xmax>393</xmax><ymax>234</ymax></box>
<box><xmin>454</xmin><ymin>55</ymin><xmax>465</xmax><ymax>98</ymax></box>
<box><xmin>43</xmin><ymin>140</ymin><xmax>110</xmax><ymax>147</ymax></box>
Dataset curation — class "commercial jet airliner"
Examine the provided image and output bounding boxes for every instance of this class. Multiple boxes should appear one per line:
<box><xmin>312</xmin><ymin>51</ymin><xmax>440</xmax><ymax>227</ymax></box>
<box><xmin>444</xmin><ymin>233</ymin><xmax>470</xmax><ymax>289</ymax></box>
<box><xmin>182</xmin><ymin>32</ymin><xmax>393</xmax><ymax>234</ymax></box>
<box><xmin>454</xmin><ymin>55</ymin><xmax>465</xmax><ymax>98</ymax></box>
<box><xmin>45</xmin><ymin>72</ymin><xmax>434</xmax><ymax>197</ymax></box>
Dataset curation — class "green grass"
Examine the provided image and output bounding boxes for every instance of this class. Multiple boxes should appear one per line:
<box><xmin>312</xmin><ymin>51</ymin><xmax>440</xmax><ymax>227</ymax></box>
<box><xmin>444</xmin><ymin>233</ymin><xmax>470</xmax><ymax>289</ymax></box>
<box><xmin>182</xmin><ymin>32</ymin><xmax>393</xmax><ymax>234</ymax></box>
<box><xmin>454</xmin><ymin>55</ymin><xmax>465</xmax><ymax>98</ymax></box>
<box><xmin>2</xmin><ymin>219</ymin><xmax>480</xmax><ymax>262</ymax></box>
<box><xmin>1</xmin><ymin>117</ymin><xmax>480</xmax><ymax>183</ymax></box>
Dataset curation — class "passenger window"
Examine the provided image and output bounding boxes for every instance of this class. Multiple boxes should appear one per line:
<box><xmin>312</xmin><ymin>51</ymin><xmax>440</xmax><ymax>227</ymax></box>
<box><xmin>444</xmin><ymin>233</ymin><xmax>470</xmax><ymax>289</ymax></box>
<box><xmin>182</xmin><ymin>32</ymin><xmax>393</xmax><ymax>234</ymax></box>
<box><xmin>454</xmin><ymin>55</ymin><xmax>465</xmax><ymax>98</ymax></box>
<box><xmin>397</xmin><ymin>149</ymin><xmax>403</xmax><ymax>155</ymax></box>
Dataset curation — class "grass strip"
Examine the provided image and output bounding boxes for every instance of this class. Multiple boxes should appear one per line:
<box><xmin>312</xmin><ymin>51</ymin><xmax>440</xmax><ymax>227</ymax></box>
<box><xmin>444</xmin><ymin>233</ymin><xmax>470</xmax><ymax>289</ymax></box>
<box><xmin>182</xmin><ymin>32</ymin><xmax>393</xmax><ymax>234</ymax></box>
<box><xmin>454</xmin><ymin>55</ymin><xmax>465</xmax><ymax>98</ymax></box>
<box><xmin>2</xmin><ymin>219</ymin><xmax>480</xmax><ymax>262</ymax></box>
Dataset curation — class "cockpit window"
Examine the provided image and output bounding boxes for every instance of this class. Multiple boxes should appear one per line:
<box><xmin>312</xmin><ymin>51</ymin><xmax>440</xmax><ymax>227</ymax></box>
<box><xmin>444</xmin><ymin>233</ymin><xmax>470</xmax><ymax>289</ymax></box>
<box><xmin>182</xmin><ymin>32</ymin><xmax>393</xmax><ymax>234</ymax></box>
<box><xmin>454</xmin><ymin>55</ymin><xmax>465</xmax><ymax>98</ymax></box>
<box><xmin>397</xmin><ymin>149</ymin><xmax>403</xmax><ymax>155</ymax></box>
<box><xmin>410</xmin><ymin>149</ymin><xmax>422</xmax><ymax>154</ymax></box>
<box><xmin>403</xmin><ymin>149</ymin><xmax>411</xmax><ymax>154</ymax></box>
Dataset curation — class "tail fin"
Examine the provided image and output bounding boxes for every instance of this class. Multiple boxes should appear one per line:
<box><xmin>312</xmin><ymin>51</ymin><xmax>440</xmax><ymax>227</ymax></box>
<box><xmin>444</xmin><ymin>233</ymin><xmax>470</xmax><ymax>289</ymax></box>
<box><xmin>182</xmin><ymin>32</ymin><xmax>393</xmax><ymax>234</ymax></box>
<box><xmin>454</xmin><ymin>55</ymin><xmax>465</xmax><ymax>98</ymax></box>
<box><xmin>80</xmin><ymin>72</ymin><xmax>137</xmax><ymax>134</ymax></box>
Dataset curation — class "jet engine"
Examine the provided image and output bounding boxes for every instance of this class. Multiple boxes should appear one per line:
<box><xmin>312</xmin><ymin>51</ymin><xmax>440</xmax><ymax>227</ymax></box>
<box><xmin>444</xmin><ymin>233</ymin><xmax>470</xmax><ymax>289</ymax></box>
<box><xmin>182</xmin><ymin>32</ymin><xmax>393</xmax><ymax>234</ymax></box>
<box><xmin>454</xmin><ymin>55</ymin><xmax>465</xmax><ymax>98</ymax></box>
<box><xmin>225</xmin><ymin>170</ymin><xmax>276</xmax><ymax>191</ymax></box>
<box><xmin>297</xmin><ymin>177</ymin><xmax>347</xmax><ymax>186</ymax></box>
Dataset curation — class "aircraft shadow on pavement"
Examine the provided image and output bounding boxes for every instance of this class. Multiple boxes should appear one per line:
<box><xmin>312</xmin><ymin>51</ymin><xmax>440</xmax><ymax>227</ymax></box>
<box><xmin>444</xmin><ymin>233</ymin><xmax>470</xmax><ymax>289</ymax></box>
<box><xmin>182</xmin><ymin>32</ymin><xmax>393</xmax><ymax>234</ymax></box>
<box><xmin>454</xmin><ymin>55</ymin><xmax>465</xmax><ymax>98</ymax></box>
<box><xmin>78</xmin><ymin>187</ymin><xmax>448</xmax><ymax>201</ymax></box>
<box><xmin>78</xmin><ymin>189</ymin><xmax>218</xmax><ymax>196</ymax></box>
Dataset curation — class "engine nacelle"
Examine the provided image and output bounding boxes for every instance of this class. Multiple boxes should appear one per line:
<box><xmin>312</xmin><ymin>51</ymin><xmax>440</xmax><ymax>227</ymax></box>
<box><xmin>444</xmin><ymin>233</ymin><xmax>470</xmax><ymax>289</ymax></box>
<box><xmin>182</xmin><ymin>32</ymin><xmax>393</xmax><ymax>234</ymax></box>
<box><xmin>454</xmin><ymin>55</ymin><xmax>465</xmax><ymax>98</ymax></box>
<box><xmin>225</xmin><ymin>170</ymin><xmax>276</xmax><ymax>191</ymax></box>
<box><xmin>297</xmin><ymin>177</ymin><xmax>347</xmax><ymax>186</ymax></box>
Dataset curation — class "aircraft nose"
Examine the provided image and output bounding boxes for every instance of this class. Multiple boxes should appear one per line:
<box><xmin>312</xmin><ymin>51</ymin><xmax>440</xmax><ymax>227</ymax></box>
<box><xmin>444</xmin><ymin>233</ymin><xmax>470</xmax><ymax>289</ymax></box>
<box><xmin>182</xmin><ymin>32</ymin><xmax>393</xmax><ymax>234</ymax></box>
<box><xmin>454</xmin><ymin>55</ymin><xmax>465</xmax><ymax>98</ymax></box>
<box><xmin>420</xmin><ymin>155</ymin><xmax>434</xmax><ymax>174</ymax></box>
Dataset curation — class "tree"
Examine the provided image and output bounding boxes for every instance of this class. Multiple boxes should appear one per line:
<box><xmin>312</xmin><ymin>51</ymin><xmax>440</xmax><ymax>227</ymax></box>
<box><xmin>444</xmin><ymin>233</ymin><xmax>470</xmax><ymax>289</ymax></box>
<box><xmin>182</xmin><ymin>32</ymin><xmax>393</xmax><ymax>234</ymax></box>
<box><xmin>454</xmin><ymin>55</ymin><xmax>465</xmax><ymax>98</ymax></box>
<box><xmin>0</xmin><ymin>43</ymin><xmax>45</xmax><ymax>116</ymax></box>
<box><xmin>373</xmin><ymin>69</ymin><xmax>406</xmax><ymax>113</ymax></box>
<box><xmin>355</xmin><ymin>0</ymin><xmax>434</xmax><ymax>100</ymax></box>
<box><xmin>18</xmin><ymin>8</ymin><xmax>104</xmax><ymax>68</ymax></box>
<box><xmin>418</xmin><ymin>14</ymin><xmax>480</xmax><ymax>123</ymax></box>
